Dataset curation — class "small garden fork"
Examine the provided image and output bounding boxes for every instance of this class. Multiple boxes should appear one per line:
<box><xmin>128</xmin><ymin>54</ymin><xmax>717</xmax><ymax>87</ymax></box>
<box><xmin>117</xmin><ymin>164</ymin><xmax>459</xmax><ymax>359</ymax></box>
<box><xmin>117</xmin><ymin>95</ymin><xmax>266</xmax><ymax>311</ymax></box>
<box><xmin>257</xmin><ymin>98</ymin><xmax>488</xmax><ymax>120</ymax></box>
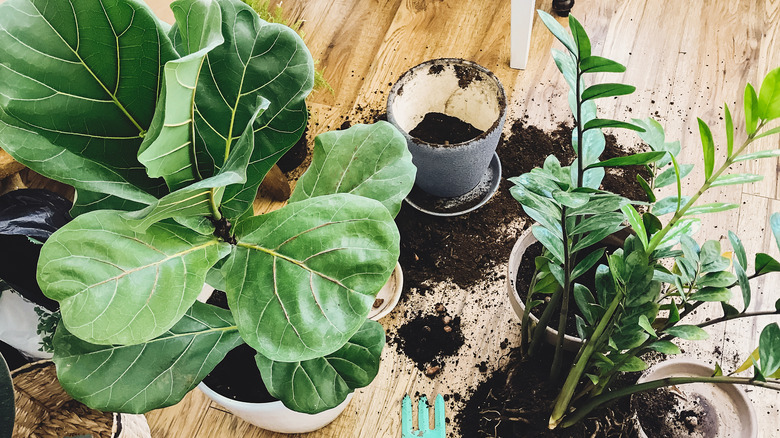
<box><xmin>401</xmin><ymin>394</ymin><xmax>445</xmax><ymax>438</ymax></box>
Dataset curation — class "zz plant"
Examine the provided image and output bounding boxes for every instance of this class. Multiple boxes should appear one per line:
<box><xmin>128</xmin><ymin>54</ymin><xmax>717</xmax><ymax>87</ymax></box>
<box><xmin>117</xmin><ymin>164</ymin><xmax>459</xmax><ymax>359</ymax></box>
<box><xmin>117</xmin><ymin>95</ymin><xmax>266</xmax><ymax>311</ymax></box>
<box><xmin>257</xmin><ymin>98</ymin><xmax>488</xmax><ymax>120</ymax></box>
<box><xmin>0</xmin><ymin>0</ymin><xmax>416</xmax><ymax>415</ymax></box>
<box><xmin>514</xmin><ymin>11</ymin><xmax>780</xmax><ymax>429</ymax></box>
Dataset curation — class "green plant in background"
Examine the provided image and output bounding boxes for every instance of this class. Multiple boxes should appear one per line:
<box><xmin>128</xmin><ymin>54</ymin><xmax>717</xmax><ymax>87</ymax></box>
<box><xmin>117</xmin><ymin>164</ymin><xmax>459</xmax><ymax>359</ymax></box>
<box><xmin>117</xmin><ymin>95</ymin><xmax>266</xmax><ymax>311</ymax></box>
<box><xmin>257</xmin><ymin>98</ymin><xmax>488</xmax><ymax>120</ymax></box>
<box><xmin>513</xmin><ymin>11</ymin><xmax>780</xmax><ymax>429</ymax></box>
<box><xmin>244</xmin><ymin>0</ymin><xmax>333</xmax><ymax>94</ymax></box>
<box><xmin>0</xmin><ymin>353</ymin><xmax>13</xmax><ymax>438</ymax></box>
<box><xmin>0</xmin><ymin>0</ymin><xmax>415</xmax><ymax>415</ymax></box>
<box><xmin>514</xmin><ymin>11</ymin><xmax>659</xmax><ymax>380</ymax></box>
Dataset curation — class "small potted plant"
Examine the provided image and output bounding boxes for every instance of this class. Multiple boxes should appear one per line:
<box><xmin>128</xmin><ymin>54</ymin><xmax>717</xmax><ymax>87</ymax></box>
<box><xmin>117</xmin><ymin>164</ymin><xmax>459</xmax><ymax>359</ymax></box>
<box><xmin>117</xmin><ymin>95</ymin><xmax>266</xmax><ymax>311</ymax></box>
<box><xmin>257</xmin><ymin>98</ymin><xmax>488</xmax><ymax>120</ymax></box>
<box><xmin>0</xmin><ymin>0</ymin><xmax>416</xmax><ymax>433</ymax></box>
<box><xmin>507</xmin><ymin>10</ymin><xmax>780</xmax><ymax>433</ymax></box>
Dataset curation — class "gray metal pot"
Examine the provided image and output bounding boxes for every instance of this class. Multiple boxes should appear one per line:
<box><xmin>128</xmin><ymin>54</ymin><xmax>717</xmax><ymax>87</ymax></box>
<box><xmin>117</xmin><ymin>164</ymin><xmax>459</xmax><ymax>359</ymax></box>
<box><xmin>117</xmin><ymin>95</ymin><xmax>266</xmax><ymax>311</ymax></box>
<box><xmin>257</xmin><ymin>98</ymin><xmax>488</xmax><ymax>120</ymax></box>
<box><xmin>387</xmin><ymin>58</ymin><xmax>506</xmax><ymax>198</ymax></box>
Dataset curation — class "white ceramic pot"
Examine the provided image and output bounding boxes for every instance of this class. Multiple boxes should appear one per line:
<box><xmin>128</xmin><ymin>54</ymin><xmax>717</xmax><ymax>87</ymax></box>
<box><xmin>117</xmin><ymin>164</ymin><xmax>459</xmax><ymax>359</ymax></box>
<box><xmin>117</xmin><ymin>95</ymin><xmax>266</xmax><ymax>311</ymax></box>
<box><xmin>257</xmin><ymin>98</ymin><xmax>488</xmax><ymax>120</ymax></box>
<box><xmin>634</xmin><ymin>358</ymin><xmax>757</xmax><ymax>438</ymax></box>
<box><xmin>368</xmin><ymin>262</ymin><xmax>403</xmax><ymax>321</ymax></box>
<box><xmin>506</xmin><ymin>227</ymin><xmax>583</xmax><ymax>352</ymax></box>
<box><xmin>198</xmin><ymin>382</ymin><xmax>352</xmax><ymax>434</ymax></box>
<box><xmin>387</xmin><ymin>58</ymin><xmax>507</xmax><ymax>198</ymax></box>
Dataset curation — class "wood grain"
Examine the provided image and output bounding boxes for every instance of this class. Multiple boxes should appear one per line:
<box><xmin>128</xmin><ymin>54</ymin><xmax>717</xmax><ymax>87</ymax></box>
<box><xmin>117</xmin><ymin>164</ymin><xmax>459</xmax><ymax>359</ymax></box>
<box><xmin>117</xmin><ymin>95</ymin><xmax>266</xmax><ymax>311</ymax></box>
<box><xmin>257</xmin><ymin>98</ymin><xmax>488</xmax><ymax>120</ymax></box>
<box><xmin>1</xmin><ymin>0</ymin><xmax>778</xmax><ymax>435</ymax></box>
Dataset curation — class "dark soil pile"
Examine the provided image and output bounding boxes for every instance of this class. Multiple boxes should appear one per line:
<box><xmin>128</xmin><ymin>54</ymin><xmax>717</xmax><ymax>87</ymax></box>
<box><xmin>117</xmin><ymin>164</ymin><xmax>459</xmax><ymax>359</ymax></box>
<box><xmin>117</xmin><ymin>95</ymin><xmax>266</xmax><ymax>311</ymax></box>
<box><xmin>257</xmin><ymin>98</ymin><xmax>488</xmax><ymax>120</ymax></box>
<box><xmin>633</xmin><ymin>388</ymin><xmax>716</xmax><ymax>437</ymax></box>
<box><xmin>409</xmin><ymin>112</ymin><xmax>483</xmax><ymax>144</ymax></box>
<box><xmin>391</xmin><ymin>304</ymin><xmax>465</xmax><ymax>377</ymax></box>
<box><xmin>457</xmin><ymin>347</ymin><xmax>640</xmax><ymax>438</ymax></box>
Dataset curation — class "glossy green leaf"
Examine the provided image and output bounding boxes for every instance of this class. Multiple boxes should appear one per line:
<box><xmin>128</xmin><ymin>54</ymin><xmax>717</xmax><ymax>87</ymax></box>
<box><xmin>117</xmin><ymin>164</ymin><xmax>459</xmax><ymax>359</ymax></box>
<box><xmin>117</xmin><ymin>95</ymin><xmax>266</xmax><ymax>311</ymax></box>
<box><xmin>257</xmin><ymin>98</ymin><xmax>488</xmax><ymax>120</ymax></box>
<box><xmin>173</xmin><ymin>0</ymin><xmax>314</xmax><ymax>221</ymax></box>
<box><xmin>570</xmin><ymin>212</ymin><xmax>624</xmax><ymax>235</ymax></box>
<box><xmin>771</xmin><ymin>213</ymin><xmax>780</xmax><ymax>253</ymax></box>
<box><xmin>289</xmin><ymin>122</ymin><xmax>416</xmax><ymax>217</ymax></box>
<box><xmin>637</xmin><ymin>174</ymin><xmax>656</xmax><ymax>202</ymax></box>
<box><xmin>638</xmin><ymin>315</ymin><xmax>657</xmax><ymax>337</ymax></box>
<box><xmin>696</xmin><ymin>272</ymin><xmax>737</xmax><ymax>288</ymax></box>
<box><xmin>654</xmin><ymin>163</ymin><xmax>693</xmax><ymax>189</ymax></box>
<box><xmin>537</xmin><ymin>10</ymin><xmax>576</xmax><ymax>55</ymax></box>
<box><xmin>690</xmin><ymin>287</ymin><xmax>731</xmax><ymax>302</ymax></box>
<box><xmin>586</xmin><ymin>151</ymin><xmax>666</xmax><ymax>170</ymax></box>
<box><xmin>552</xmin><ymin>49</ymin><xmax>577</xmax><ymax>89</ymax></box>
<box><xmin>573</xmin><ymin>283</ymin><xmax>596</xmax><ymax>325</ymax></box>
<box><xmin>745</xmin><ymin>83</ymin><xmax>759</xmax><ymax>134</ymax></box>
<box><xmin>755</xmin><ymin>253</ymin><xmax>780</xmax><ymax>275</ymax></box>
<box><xmin>227</xmin><ymin>194</ymin><xmax>397</xmax><ymax>362</ymax></box>
<box><xmin>663</xmin><ymin>325</ymin><xmax>709</xmax><ymax>340</ymax></box>
<box><xmin>552</xmin><ymin>189</ymin><xmax>589</xmax><ymax>208</ymax></box>
<box><xmin>583</xmin><ymin>118</ymin><xmax>646</xmax><ymax>133</ymax></box>
<box><xmin>618</xmin><ymin>356</ymin><xmax>648</xmax><ymax>372</ymax></box>
<box><xmin>733</xmin><ymin>149</ymin><xmax>780</xmax><ymax>162</ymax></box>
<box><xmin>621</xmin><ymin>204</ymin><xmax>647</xmax><ymax>249</ymax></box>
<box><xmin>52</xmin><ymin>301</ymin><xmax>242</xmax><ymax>413</ymax></box>
<box><xmin>138</xmin><ymin>0</ymin><xmax>225</xmax><ymax>190</ymax></box>
<box><xmin>0</xmin><ymin>0</ymin><xmax>177</xmax><ymax>200</ymax></box>
<box><xmin>711</xmin><ymin>173</ymin><xmax>763</xmax><ymax>187</ymax></box>
<box><xmin>568</xmin><ymin>14</ymin><xmax>590</xmax><ymax>59</ymax></box>
<box><xmin>532</xmin><ymin>225</ymin><xmax>565</xmax><ymax>265</ymax></box>
<box><xmin>653</xmin><ymin>195</ymin><xmax>691</xmax><ymax>216</ymax></box>
<box><xmin>700</xmin><ymin>240</ymin><xmax>730</xmax><ymax>273</ymax></box>
<box><xmin>647</xmin><ymin>340</ymin><xmax>681</xmax><ymax>355</ymax></box>
<box><xmin>568</xmin><ymin>193</ymin><xmax>628</xmax><ymax>215</ymax></box>
<box><xmin>581</xmin><ymin>83</ymin><xmax>635</xmax><ymax>102</ymax></box>
<box><xmin>757</xmin><ymin>67</ymin><xmax>780</xmax><ymax>120</ymax></box>
<box><xmin>572</xmin><ymin>248</ymin><xmax>606</xmax><ymax>281</ymax></box>
<box><xmin>721</xmin><ymin>302</ymin><xmax>740</xmax><ymax>318</ymax></box>
<box><xmin>0</xmin><ymin>354</ymin><xmax>12</xmax><ymax>438</ymax></box>
<box><xmin>510</xmin><ymin>185</ymin><xmax>561</xmax><ymax>220</ymax></box>
<box><xmin>683</xmin><ymin>202</ymin><xmax>739</xmax><ymax>216</ymax></box>
<box><xmin>754</xmin><ymin>126</ymin><xmax>780</xmax><ymax>140</ymax></box>
<box><xmin>643</xmin><ymin>213</ymin><xmax>663</xmax><ymax>237</ymax></box>
<box><xmin>571</xmin><ymin>223</ymin><xmax>623</xmax><ymax>253</ymax></box>
<box><xmin>698</xmin><ymin>118</ymin><xmax>715</xmax><ymax>180</ymax></box>
<box><xmin>759</xmin><ymin>323</ymin><xmax>780</xmax><ymax>377</ymax></box>
<box><xmin>256</xmin><ymin>319</ymin><xmax>384</xmax><ymax>414</ymax></box>
<box><xmin>580</xmin><ymin>56</ymin><xmax>626</xmax><ymax>73</ymax></box>
<box><xmin>733</xmin><ymin>255</ymin><xmax>751</xmax><ymax>312</ymax></box>
<box><xmin>725</xmin><ymin>103</ymin><xmax>734</xmax><ymax>157</ymax></box>
<box><xmin>38</xmin><ymin>210</ymin><xmax>230</xmax><ymax>345</ymax></box>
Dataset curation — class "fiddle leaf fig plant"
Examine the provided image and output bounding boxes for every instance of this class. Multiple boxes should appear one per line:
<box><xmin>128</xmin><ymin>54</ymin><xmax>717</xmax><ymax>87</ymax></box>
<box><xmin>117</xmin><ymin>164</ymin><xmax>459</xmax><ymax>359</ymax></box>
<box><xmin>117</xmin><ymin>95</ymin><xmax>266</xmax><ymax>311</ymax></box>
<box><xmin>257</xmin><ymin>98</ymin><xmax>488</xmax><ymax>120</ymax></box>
<box><xmin>0</xmin><ymin>0</ymin><xmax>415</xmax><ymax>415</ymax></box>
<box><xmin>515</xmin><ymin>11</ymin><xmax>780</xmax><ymax>430</ymax></box>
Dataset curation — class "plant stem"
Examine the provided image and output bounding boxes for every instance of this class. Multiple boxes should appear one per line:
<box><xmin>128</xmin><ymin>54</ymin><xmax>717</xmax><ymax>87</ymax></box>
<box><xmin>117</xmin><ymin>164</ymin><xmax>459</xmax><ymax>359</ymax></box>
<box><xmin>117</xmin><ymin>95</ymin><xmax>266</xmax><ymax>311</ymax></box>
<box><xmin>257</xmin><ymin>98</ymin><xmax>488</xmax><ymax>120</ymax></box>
<box><xmin>549</xmin><ymin>281</ymin><xmax>624</xmax><ymax>428</ymax></box>
<box><xmin>209</xmin><ymin>188</ymin><xmax>222</xmax><ymax>221</ymax></box>
<box><xmin>551</xmin><ymin>207</ymin><xmax>572</xmax><ymax>381</ymax></box>
<box><xmin>521</xmin><ymin>265</ymin><xmax>542</xmax><ymax>354</ymax></box>
<box><xmin>696</xmin><ymin>309</ymin><xmax>780</xmax><ymax>330</ymax></box>
<box><xmin>576</xmin><ymin>71</ymin><xmax>584</xmax><ymax>188</ymax></box>
<box><xmin>558</xmin><ymin>375</ymin><xmax>780</xmax><ymax>428</ymax></box>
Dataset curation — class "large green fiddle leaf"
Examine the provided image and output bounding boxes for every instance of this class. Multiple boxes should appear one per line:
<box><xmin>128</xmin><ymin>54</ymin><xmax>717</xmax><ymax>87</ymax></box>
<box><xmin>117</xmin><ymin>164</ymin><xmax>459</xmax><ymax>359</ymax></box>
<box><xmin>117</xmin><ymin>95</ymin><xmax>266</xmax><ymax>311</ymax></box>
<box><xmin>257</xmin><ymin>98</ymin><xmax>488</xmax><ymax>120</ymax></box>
<box><xmin>255</xmin><ymin>319</ymin><xmax>384</xmax><ymax>414</ymax></box>
<box><xmin>53</xmin><ymin>301</ymin><xmax>242</xmax><ymax>414</ymax></box>
<box><xmin>170</xmin><ymin>0</ymin><xmax>314</xmax><ymax>221</ymax></box>
<box><xmin>227</xmin><ymin>193</ymin><xmax>398</xmax><ymax>362</ymax></box>
<box><xmin>38</xmin><ymin>210</ymin><xmax>231</xmax><ymax>345</ymax></box>
<box><xmin>289</xmin><ymin>122</ymin><xmax>416</xmax><ymax>217</ymax></box>
<box><xmin>0</xmin><ymin>0</ymin><xmax>176</xmax><ymax>198</ymax></box>
<box><xmin>138</xmin><ymin>0</ymin><xmax>226</xmax><ymax>190</ymax></box>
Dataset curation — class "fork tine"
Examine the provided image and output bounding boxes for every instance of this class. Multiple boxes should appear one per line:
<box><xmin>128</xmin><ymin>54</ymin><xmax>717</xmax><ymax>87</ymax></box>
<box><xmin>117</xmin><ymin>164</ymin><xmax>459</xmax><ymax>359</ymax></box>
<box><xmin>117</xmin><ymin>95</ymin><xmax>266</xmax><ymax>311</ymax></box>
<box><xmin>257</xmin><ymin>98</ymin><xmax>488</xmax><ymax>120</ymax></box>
<box><xmin>402</xmin><ymin>395</ymin><xmax>413</xmax><ymax>437</ymax></box>
<box><xmin>417</xmin><ymin>395</ymin><xmax>429</xmax><ymax>431</ymax></box>
<box><xmin>433</xmin><ymin>394</ymin><xmax>445</xmax><ymax>437</ymax></box>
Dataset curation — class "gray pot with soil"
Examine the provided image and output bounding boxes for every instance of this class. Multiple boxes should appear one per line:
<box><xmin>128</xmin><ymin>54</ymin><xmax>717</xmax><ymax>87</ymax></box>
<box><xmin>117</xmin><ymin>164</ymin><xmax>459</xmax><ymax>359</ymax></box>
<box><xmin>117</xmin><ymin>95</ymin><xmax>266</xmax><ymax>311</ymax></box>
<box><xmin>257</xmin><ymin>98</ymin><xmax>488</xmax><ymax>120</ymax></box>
<box><xmin>386</xmin><ymin>58</ymin><xmax>506</xmax><ymax>198</ymax></box>
<box><xmin>633</xmin><ymin>358</ymin><xmax>758</xmax><ymax>438</ymax></box>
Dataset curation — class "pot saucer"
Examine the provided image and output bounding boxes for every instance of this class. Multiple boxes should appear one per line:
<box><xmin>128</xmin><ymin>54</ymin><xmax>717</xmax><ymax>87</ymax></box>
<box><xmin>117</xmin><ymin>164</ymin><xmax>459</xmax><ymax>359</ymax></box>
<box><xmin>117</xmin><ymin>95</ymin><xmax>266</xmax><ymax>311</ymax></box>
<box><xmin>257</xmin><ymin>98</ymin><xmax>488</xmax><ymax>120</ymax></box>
<box><xmin>404</xmin><ymin>152</ymin><xmax>501</xmax><ymax>217</ymax></box>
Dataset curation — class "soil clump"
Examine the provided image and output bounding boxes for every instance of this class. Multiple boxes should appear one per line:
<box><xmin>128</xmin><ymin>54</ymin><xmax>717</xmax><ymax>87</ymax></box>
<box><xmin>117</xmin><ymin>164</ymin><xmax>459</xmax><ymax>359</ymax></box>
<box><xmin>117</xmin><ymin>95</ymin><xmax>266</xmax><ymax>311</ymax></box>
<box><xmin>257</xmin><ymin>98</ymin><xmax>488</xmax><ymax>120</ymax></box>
<box><xmin>409</xmin><ymin>112</ymin><xmax>483</xmax><ymax>144</ymax></box>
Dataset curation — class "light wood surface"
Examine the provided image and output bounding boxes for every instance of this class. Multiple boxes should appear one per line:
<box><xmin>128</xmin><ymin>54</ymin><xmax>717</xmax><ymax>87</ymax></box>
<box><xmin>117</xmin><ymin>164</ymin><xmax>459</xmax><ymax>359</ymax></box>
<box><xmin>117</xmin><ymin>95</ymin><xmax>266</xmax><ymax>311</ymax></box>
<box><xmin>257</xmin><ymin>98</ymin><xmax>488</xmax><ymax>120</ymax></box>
<box><xmin>2</xmin><ymin>0</ymin><xmax>779</xmax><ymax>436</ymax></box>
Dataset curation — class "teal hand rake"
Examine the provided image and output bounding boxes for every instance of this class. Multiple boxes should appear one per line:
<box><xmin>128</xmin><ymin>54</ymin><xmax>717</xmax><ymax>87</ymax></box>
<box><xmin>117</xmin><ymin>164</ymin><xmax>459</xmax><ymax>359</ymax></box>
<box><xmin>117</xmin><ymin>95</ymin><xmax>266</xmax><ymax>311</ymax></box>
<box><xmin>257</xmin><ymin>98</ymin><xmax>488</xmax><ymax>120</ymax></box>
<box><xmin>401</xmin><ymin>394</ymin><xmax>445</xmax><ymax>438</ymax></box>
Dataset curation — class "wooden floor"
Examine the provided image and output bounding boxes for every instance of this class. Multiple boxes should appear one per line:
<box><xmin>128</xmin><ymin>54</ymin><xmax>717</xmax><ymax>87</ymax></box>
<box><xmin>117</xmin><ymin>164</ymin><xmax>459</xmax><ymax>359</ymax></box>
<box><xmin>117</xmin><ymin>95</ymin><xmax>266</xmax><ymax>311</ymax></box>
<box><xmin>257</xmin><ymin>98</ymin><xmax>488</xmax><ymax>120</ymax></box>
<box><xmin>5</xmin><ymin>0</ymin><xmax>780</xmax><ymax>436</ymax></box>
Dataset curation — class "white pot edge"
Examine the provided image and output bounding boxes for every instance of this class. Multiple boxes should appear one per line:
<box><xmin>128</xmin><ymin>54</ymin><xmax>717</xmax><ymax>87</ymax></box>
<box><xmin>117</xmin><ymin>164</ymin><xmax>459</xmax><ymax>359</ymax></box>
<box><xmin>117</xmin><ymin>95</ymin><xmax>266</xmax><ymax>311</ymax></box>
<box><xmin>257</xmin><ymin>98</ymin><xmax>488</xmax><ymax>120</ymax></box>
<box><xmin>368</xmin><ymin>262</ymin><xmax>403</xmax><ymax>321</ymax></box>
<box><xmin>506</xmin><ymin>227</ymin><xmax>583</xmax><ymax>352</ymax></box>
<box><xmin>634</xmin><ymin>358</ymin><xmax>758</xmax><ymax>438</ymax></box>
<box><xmin>198</xmin><ymin>382</ymin><xmax>353</xmax><ymax>434</ymax></box>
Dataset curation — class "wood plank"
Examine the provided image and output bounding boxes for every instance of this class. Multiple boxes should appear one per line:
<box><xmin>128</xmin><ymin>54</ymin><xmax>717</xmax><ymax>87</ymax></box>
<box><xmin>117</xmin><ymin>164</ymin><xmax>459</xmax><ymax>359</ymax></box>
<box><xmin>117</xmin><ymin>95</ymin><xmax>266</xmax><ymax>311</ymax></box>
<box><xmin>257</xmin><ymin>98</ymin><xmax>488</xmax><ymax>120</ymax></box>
<box><xmin>144</xmin><ymin>388</ymin><xmax>212</xmax><ymax>437</ymax></box>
